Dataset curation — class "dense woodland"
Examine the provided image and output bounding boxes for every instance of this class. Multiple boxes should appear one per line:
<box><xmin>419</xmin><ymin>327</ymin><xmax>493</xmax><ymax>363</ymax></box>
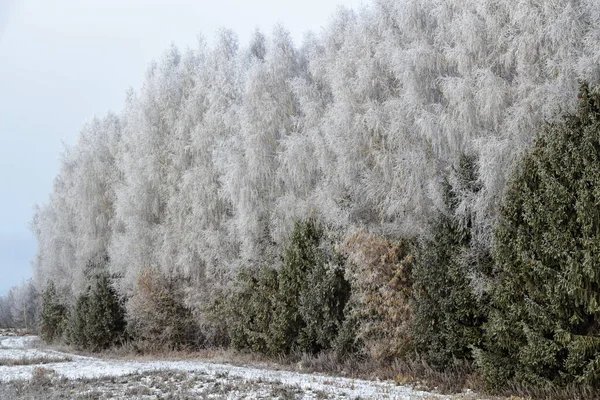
<box><xmin>4</xmin><ymin>0</ymin><xmax>600</xmax><ymax>393</ymax></box>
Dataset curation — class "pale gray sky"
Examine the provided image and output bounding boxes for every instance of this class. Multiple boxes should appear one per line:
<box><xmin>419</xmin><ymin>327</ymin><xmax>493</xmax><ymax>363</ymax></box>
<box><xmin>0</xmin><ymin>0</ymin><xmax>365</xmax><ymax>295</ymax></box>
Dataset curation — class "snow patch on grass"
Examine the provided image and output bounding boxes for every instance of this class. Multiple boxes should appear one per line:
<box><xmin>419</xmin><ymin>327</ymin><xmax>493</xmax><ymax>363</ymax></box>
<box><xmin>0</xmin><ymin>336</ymin><xmax>467</xmax><ymax>399</ymax></box>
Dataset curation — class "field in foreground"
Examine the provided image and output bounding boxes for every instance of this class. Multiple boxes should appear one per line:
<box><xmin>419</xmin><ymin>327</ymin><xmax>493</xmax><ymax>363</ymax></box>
<box><xmin>0</xmin><ymin>334</ymin><xmax>488</xmax><ymax>399</ymax></box>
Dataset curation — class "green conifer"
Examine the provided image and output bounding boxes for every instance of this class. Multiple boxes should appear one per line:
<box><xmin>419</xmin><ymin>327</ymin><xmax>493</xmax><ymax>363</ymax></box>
<box><xmin>478</xmin><ymin>83</ymin><xmax>600</xmax><ymax>388</ymax></box>
<box><xmin>40</xmin><ymin>281</ymin><xmax>67</xmax><ymax>343</ymax></box>
<box><xmin>412</xmin><ymin>154</ymin><xmax>490</xmax><ymax>369</ymax></box>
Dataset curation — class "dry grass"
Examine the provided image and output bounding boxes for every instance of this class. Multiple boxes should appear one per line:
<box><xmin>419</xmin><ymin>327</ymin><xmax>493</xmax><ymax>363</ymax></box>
<box><xmin>0</xmin><ymin>328</ymin><xmax>32</xmax><ymax>337</ymax></box>
<box><xmin>39</xmin><ymin>339</ymin><xmax>600</xmax><ymax>399</ymax></box>
<box><xmin>286</xmin><ymin>351</ymin><xmax>480</xmax><ymax>394</ymax></box>
<box><xmin>0</xmin><ymin>354</ymin><xmax>72</xmax><ymax>366</ymax></box>
<box><xmin>30</xmin><ymin>366</ymin><xmax>56</xmax><ymax>386</ymax></box>
<box><xmin>64</xmin><ymin>341</ymin><xmax>283</xmax><ymax>370</ymax></box>
<box><xmin>485</xmin><ymin>381</ymin><xmax>600</xmax><ymax>400</ymax></box>
<box><xmin>46</xmin><ymin>341</ymin><xmax>482</xmax><ymax>395</ymax></box>
<box><xmin>0</xmin><ymin>369</ymin><xmax>334</xmax><ymax>399</ymax></box>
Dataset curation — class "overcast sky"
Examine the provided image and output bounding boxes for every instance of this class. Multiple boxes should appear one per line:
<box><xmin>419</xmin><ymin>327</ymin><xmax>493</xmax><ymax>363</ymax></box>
<box><xmin>0</xmin><ymin>0</ymin><xmax>365</xmax><ymax>296</ymax></box>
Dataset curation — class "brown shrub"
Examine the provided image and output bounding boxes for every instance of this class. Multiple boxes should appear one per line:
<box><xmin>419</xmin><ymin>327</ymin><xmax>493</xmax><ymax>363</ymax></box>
<box><xmin>343</xmin><ymin>231</ymin><xmax>414</xmax><ymax>361</ymax></box>
<box><xmin>126</xmin><ymin>267</ymin><xmax>200</xmax><ymax>351</ymax></box>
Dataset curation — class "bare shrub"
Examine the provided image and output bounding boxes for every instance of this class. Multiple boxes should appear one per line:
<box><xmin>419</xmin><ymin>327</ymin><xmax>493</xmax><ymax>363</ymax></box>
<box><xmin>343</xmin><ymin>231</ymin><xmax>415</xmax><ymax>361</ymax></box>
<box><xmin>30</xmin><ymin>366</ymin><xmax>55</xmax><ymax>388</ymax></box>
<box><xmin>126</xmin><ymin>267</ymin><xmax>200</xmax><ymax>351</ymax></box>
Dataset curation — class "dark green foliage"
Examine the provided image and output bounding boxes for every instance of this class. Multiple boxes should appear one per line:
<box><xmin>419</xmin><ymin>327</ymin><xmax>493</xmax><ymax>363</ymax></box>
<box><xmin>40</xmin><ymin>281</ymin><xmax>67</xmax><ymax>343</ymax></box>
<box><xmin>412</xmin><ymin>154</ymin><xmax>490</xmax><ymax>369</ymax></box>
<box><xmin>479</xmin><ymin>83</ymin><xmax>600</xmax><ymax>388</ymax></box>
<box><xmin>270</xmin><ymin>219</ymin><xmax>325</xmax><ymax>354</ymax></box>
<box><xmin>224</xmin><ymin>219</ymin><xmax>352</xmax><ymax>356</ymax></box>
<box><xmin>66</xmin><ymin>259</ymin><xmax>126</xmax><ymax>351</ymax></box>
<box><xmin>225</xmin><ymin>266</ymin><xmax>280</xmax><ymax>354</ymax></box>
<box><xmin>331</xmin><ymin>296</ymin><xmax>362</xmax><ymax>358</ymax></box>
<box><xmin>85</xmin><ymin>272</ymin><xmax>126</xmax><ymax>351</ymax></box>
<box><xmin>297</xmin><ymin>257</ymin><xmax>351</xmax><ymax>354</ymax></box>
<box><xmin>66</xmin><ymin>291</ymin><xmax>89</xmax><ymax>348</ymax></box>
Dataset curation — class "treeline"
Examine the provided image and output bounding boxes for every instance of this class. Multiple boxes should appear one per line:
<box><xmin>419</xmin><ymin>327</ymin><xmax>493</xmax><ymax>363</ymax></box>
<box><xmin>20</xmin><ymin>0</ymin><xmax>600</xmax><ymax>395</ymax></box>
<box><xmin>0</xmin><ymin>280</ymin><xmax>38</xmax><ymax>330</ymax></box>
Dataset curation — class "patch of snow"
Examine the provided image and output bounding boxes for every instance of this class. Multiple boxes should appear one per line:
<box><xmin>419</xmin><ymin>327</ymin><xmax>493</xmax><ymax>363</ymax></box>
<box><xmin>0</xmin><ymin>348</ymin><xmax>69</xmax><ymax>361</ymax></box>
<box><xmin>0</xmin><ymin>336</ymin><xmax>39</xmax><ymax>349</ymax></box>
<box><xmin>0</xmin><ymin>336</ymin><xmax>455</xmax><ymax>399</ymax></box>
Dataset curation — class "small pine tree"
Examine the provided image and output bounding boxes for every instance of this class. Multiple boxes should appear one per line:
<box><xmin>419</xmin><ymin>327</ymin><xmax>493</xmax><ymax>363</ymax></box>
<box><xmin>85</xmin><ymin>272</ymin><xmax>126</xmax><ymax>351</ymax></box>
<box><xmin>223</xmin><ymin>219</ymin><xmax>352</xmax><ymax>356</ymax></box>
<box><xmin>478</xmin><ymin>83</ymin><xmax>600</xmax><ymax>388</ymax></box>
<box><xmin>269</xmin><ymin>219</ymin><xmax>324</xmax><ymax>354</ymax></box>
<box><xmin>298</xmin><ymin>256</ymin><xmax>351</xmax><ymax>354</ymax></box>
<box><xmin>412</xmin><ymin>154</ymin><xmax>490</xmax><ymax>369</ymax></box>
<box><xmin>40</xmin><ymin>281</ymin><xmax>67</xmax><ymax>343</ymax></box>
<box><xmin>224</xmin><ymin>266</ymin><xmax>280</xmax><ymax>353</ymax></box>
<box><xmin>332</xmin><ymin>294</ymin><xmax>362</xmax><ymax>359</ymax></box>
<box><xmin>271</xmin><ymin>219</ymin><xmax>351</xmax><ymax>355</ymax></box>
<box><xmin>66</xmin><ymin>258</ymin><xmax>126</xmax><ymax>351</ymax></box>
<box><xmin>66</xmin><ymin>290</ymin><xmax>90</xmax><ymax>348</ymax></box>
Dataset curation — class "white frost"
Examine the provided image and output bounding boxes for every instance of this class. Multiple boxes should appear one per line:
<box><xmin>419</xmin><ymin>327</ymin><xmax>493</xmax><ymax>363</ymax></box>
<box><xmin>0</xmin><ymin>336</ymin><xmax>453</xmax><ymax>399</ymax></box>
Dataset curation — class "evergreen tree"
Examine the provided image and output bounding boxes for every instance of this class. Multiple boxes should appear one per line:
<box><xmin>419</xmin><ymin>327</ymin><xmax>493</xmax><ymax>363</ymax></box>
<box><xmin>66</xmin><ymin>290</ymin><xmax>90</xmax><ymax>348</ymax></box>
<box><xmin>478</xmin><ymin>84</ymin><xmax>600</xmax><ymax>388</ymax></box>
<box><xmin>85</xmin><ymin>272</ymin><xmax>126</xmax><ymax>351</ymax></box>
<box><xmin>412</xmin><ymin>154</ymin><xmax>490</xmax><ymax>369</ymax></box>
<box><xmin>66</xmin><ymin>258</ymin><xmax>126</xmax><ymax>351</ymax></box>
<box><xmin>224</xmin><ymin>266</ymin><xmax>280</xmax><ymax>353</ymax></box>
<box><xmin>297</xmin><ymin>253</ymin><xmax>351</xmax><ymax>354</ymax></box>
<box><xmin>224</xmin><ymin>219</ymin><xmax>351</xmax><ymax>356</ymax></box>
<box><xmin>268</xmin><ymin>219</ymin><xmax>323</xmax><ymax>354</ymax></box>
<box><xmin>40</xmin><ymin>281</ymin><xmax>66</xmax><ymax>343</ymax></box>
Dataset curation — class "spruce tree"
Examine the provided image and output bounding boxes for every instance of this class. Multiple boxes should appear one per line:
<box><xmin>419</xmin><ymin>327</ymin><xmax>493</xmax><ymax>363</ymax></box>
<box><xmin>66</xmin><ymin>258</ymin><xmax>126</xmax><ymax>351</ymax></box>
<box><xmin>412</xmin><ymin>154</ymin><xmax>490</xmax><ymax>369</ymax></box>
<box><xmin>40</xmin><ymin>281</ymin><xmax>66</xmax><ymax>343</ymax></box>
<box><xmin>224</xmin><ymin>219</ymin><xmax>351</xmax><ymax>356</ymax></box>
<box><xmin>298</xmin><ymin>255</ymin><xmax>351</xmax><ymax>354</ymax></box>
<box><xmin>269</xmin><ymin>219</ymin><xmax>323</xmax><ymax>354</ymax></box>
<box><xmin>85</xmin><ymin>272</ymin><xmax>126</xmax><ymax>351</ymax></box>
<box><xmin>478</xmin><ymin>83</ymin><xmax>600</xmax><ymax>388</ymax></box>
<box><xmin>66</xmin><ymin>290</ymin><xmax>90</xmax><ymax>348</ymax></box>
<box><xmin>225</xmin><ymin>266</ymin><xmax>280</xmax><ymax>353</ymax></box>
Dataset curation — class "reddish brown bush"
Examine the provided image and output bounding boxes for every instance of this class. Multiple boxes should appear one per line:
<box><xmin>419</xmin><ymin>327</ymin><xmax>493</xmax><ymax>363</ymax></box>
<box><xmin>343</xmin><ymin>231</ymin><xmax>415</xmax><ymax>361</ymax></box>
<box><xmin>126</xmin><ymin>267</ymin><xmax>200</xmax><ymax>351</ymax></box>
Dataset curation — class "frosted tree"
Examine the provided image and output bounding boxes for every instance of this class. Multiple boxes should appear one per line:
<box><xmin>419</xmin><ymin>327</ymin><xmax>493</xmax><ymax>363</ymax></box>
<box><xmin>69</xmin><ymin>115</ymin><xmax>121</xmax><ymax>291</ymax></box>
<box><xmin>28</xmin><ymin>0</ymin><xmax>600</xmax><ymax>356</ymax></box>
<box><xmin>0</xmin><ymin>294</ymin><xmax>12</xmax><ymax>328</ymax></box>
<box><xmin>437</xmin><ymin>0</ymin><xmax>597</xmax><ymax>247</ymax></box>
<box><xmin>31</xmin><ymin>114</ymin><xmax>121</xmax><ymax>297</ymax></box>
<box><xmin>224</xmin><ymin>25</ymin><xmax>303</xmax><ymax>263</ymax></box>
<box><xmin>8</xmin><ymin>279</ymin><xmax>39</xmax><ymax>330</ymax></box>
<box><xmin>110</xmin><ymin>44</ymin><xmax>199</xmax><ymax>293</ymax></box>
<box><xmin>173</xmin><ymin>30</ymin><xmax>240</xmax><ymax>287</ymax></box>
<box><xmin>308</xmin><ymin>5</ymin><xmax>428</xmax><ymax>234</ymax></box>
<box><xmin>31</xmin><ymin>149</ymin><xmax>79</xmax><ymax>296</ymax></box>
<box><xmin>157</xmin><ymin>43</ymin><xmax>208</xmax><ymax>282</ymax></box>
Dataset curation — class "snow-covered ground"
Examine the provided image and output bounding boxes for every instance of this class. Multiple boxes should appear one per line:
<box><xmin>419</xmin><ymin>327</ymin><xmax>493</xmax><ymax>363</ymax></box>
<box><xmin>0</xmin><ymin>336</ymin><xmax>72</xmax><ymax>364</ymax></box>
<box><xmin>0</xmin><ymin>336</ymin><xmax>479</xmax><ymax>399</ymax></box>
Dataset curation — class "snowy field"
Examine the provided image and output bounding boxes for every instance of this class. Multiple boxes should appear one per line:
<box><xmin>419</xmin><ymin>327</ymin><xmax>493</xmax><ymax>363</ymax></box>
<box><xmin>0</xmin><ymin>335</ymin><xmax>483</xmax><ymax>399</ymax></box>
